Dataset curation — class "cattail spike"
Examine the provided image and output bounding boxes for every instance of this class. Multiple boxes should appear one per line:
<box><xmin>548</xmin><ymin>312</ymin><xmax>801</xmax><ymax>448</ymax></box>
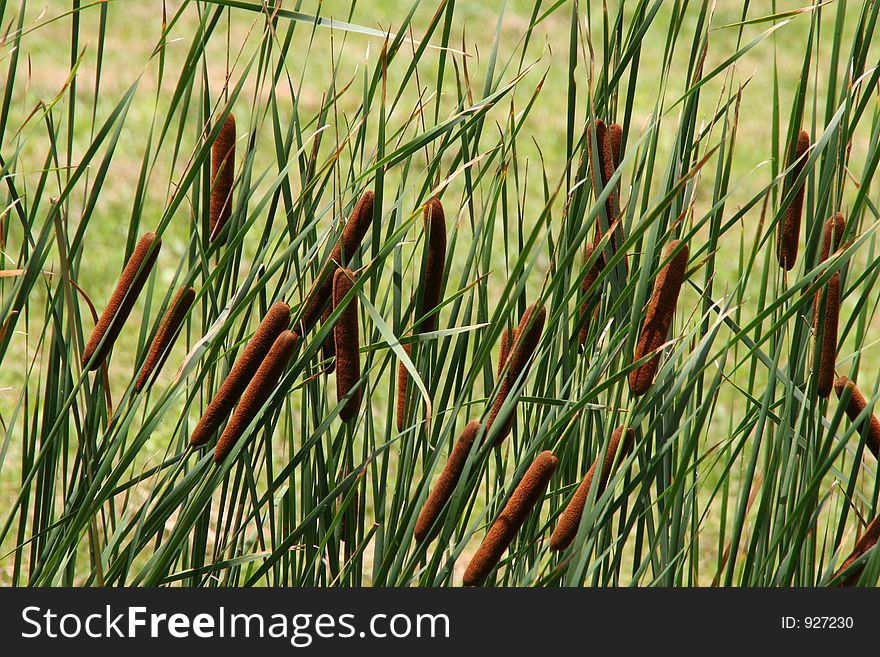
<box><xmin>135</xmin><ymin>286</ymin><xmax>196</xmax><ymax>391</ymax></box>
<box><xmin>333</xmin><ymin>269</ymin><xmax>361</xmax><ymax>422</ymax></box>
<box><xmin>834</xmin><ymin>376</ymin><xmax>880</xmax><ymax>459</ymax></box>
<box><xmin>609</xmin><ymin>122</ymin><xmax>623</xmax><ymax>171</ymax></box>
<box><xmin>776</xmin><ymin>129</ymin><xmax>810</xmax><ymax>270</ymax></box>
<box><xmin>587</xmin><ymin>120</ymin><xmax>627</xmax><ymax>271</ymax></box>
<box><xmin>416</xmin><ymin>197</ymin><xmax>446</xmax><ymax>333</ymax></box>
<box><xmin>414</xmin><ymin>420</ymin><xmax>481</xmax><ymax>543</ymax></box>
<box><xmin>815</xmin><ymin>272</ymin><xmax>840</xmax><ymax>398</ymax></box>
<box><xmin>549</xmin><ymin>427</ymin><xmax>635</xmax><ymax>551</ymax></box>
<box><xmin>396</xmin><ymin>342</ymin><xmax>413</xmax><ymax>432</ymax></box>
<box><xmin>497</xmin><ymin>328</ymin><xmax>511</xmax><ymax>377</ymax></box>
<box><xmin>462</xmin><ymin>450</ymin><xmax>558</xmax><ymax>586</ymax></box>
<box><xmin>820</xmin><ymin>212</ymin><xmax>847</xmax><ymax>263</ymax></box>
<box><xmin>831</xmin><ymin>515</ymin><xmax>880</xmax><ymax>586</ymax></box>
<box><xmin>298</xmin><ymin>191</ymin><xmax>375</xmax><ymax>333</ymax></box>
<box><xmin>190</xmin><ymin>301</ymin><xmax>290</xmax><ymax>446</ymax></box>
<box><xmin>629</xmin><ymin>240</ymin><xmax>689</xmax><ymax>396</ymax></box>
<box><xmin>486</xmin><ymin>303</ymin><xmax>546</xmax><ymax>446</ymax></box>
<box><xmin>214</xmin><ymin>330</ymin><xmax>298</xmax><ymax>463</ymax></box>
<box><xmin>577</xmin><ymin>242</ymin><xmax>601</xmax><ymax>352</ymax></box>
<box><xmin>209</xmin><ymin>114</ymin><xmax>236</xmax><ymax>243</ymax></box>
<box><xmin>82</xmin><ymin>232</ymin><xmax>162</xmax><ymax>371</ymax></box>
<box><xmin>320</xmin><ymin>305</ymin><xmax>336</xmax><ymax>374</ymax></box>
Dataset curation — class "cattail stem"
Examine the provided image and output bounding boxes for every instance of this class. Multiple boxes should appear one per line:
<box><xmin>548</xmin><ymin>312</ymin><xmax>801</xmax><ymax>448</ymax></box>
<box><xmin>831</xmin><ymin>515</ymin><xmax>880</xmax><ymax>586</ymax></box>
<box><xmin>414</xmin><ymin>420</ymin><xmax>481</xmax><ymax>543</ymax></box>
<box><xmin>577</xmin><ymin>242</ymin><xmax>600</xmax><ymax>352</ymax></box>
<box><xmin>214</xmin><ymin>330</ymin><xmax>298</xmax><ymax>463</ymax></box>
<box><xmin>396</xmin><ymin>341</ymin><xmax>413</xmax><ymax>432</ymax></box>
<box><xmin>486</xmin><ymin>303</ymin><xmax>546</xmax><ymax>446</ymax></box>
<box><xmin>333</xmin><ymin>269</ymin><xmax>361</xmax><ymax>422</ymax></box>
<box><xmin>82</xmin><ymin>232</ymin><xmax>162</xmax><ymax>371</ymax></box>
<box><xmin>776</xmin><ymin>129</ymin><xmax>810</xmax><ymax>270</ymax></box>
<box><xmin>135</xmin><ymin>286</ymin><xmax>196</xmax><ymax>391</ymax></box>
<box><xmin>298</xmin><ymin>191</ymin><xmax>374</xmax><ymax>333</ymax></box>
<box><xmin>629</xmin><ymin>240</ymin><xmax>689</xmax><ymax>396</ymax></box>
<box><xmin>549</xmin><ymin>427</ymin><xmax>635</xmax><ymax>551</ymax></box>
<box><xmin>834</xmin><ymin>376</ymin><xmax>880</xmax><ymax>459</ymax></box>
<box><xmin>415</xmin><ymin>197</ymin><xmax>446</xmax><ymax>333</ymax></box>
<box><xmin>320</xmin><ymin>305</ymin><xmax>336</xmax><ymax>374</ymax></box>
<box><xmin>462</xmin><ymin>450</ymin><xmax>558</xmax><ymax>586</ymax></box>
<box><xmin>209</xmin><ymin>114</ymin><xmax>236</xmax><ymax>243</ymax></box>
<box><xmin>190</xmin><ymin>302</ymin><xmax>291</xmax><ymax>446</ymax></box>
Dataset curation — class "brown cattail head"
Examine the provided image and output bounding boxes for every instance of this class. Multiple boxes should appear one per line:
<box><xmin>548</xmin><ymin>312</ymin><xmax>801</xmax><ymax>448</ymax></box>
<box><xmin>587</xmin><ymin>120</ymin><xmax>619</xmax><ymax>267</ymax></box>
<box><xmin>209</xmin><ymin>114</ymin><xmax>236</xmax><ymax>243</ymax></box>
<box><xmin>320</xmin><ymin>305</ymin><xmax>336</xmax><ymax>374</ymax></box>
<box><xmin>776</xmin><ymin>129</ymin><xmax>810</xmax><ymax>270</ymax></box>
<box><xmin>214</xmin><ymin>330</ymin><xmax>298</xmax><ymax>463</ymax></box>
<box><xmin>333</xmin><ymin>268</ymin><xmax>361</xmax><ymax>422</ymax></box>
<box><xmin>629</xmin><ymin>240</ymin><xmax>689</xmax><ymax>396</ymax></box>
<box><xmin>135</xmin><ymin>286</ymin><xmax>196</xmax><ymax>391</ymax></box>
<box><xmin>577</xmin><ymin>242</ymin><xmax>601</xmax><ymax>353</ymax></box>
<box><xmin>82</xmin><ymin>232</ymin><xmax>162</xmax><ymax>371</ymax></box>
<box><xmin>609</xmin><ymin>123</ymin><xmax>623</xmax><ymax>170</ymax></box>
<box><xmin>298</xmin><ymin>190</ymin><xmax>375</xmax><ymax>333</ymax></box>
<box><xmin>814</xmin><ymin>271</ymin><xmax>840</xmax><ymax>398</ymax></box>
<box><xmin>497</xmin><ymin>328</ymin><xmax>511</xmax><ymax>377</ymax></box>
<box><xmin>416</xmin><ymin>196</ymin><xmax>446</xmax><ymax>333</ymax></box>
<box><xmin>396</xmin><ymin>342</ymin><xmax>413</xmax><ymax>432</ymax></box>
<box><xmin>190</xmin><ymin>301</ymin><xmax>291</xmax><ymax>447</ymax></box>
<box><xmin>820</xmin><ymin>212</ymin><xmax>847</xmax><ymax>263</ymax></box>
<box><xmin>835</xmin><ymin>376</ymin><xmax>880</xmax><ymax>459</ymax></box>
<box><xmin>549</xmin><ymin>426</ymin><xmax>635</xmax><ymax>551</ymax></box>
<box><xmin>486</xmin><ymin>303</ymin><xmax>546</xmax><ymax>446</ymax></box>
<box><xmin>462</xmin><ymin>450</ymin><xmax>558</xmax><ymax>586</ymax></box>
<box><xmin>832</xmin><ymin>515</ymin><xmax>880</xmax><ymax>586</ymax></box>
<box><xmin>414</xmin><ymin>420</ymin><xmax>481</xmax><ymax>543</ymax></box>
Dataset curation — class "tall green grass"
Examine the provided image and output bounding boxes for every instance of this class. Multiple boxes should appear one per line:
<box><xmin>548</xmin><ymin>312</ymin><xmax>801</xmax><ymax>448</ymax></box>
<box><xmin>1</xmin><ymin>0</ymin><xmax>879</xmax><ymax>587</ymax></box>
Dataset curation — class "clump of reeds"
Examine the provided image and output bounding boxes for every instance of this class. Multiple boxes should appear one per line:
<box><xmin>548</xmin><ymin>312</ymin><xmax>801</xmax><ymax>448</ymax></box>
<box><xmin>577</xmin><ymin>242</ymin><xmax>600</xmax><ymax>352</ymax></box>
<box><xmin>190</xmin><ymin>301</ymin><xmax>291</xmax><ymax>447</ymax></box>
<box><xmin>414</xmin><ymin>420</ymin><xmax>481</xmax><ymax>543</ymax></box>
<box><xmin>209</xmin><ymin>114</ymin><xmax>236</xmax><ymax>243</ymax></box>
<box><xmin>415</xmin><ymin>196</ymin><xmax>446</xmax><ymax>333</ymax></box>
<box><xmin>462</xmin><ymin>450</ymin><xmax>557</xmax><ymax>586</ymax></box>
<box><xmin>834</xmin><ymin>376</ymin><xmax>880</xmax><ymax>459</ymax></box>
<box><xmin>320</xmin><ymin>305</ymin><xmax>336</xmax><ymax>374</ymax></box>
<box><xmin>298</xmin><ymin>190</ymin><xmax>374</xmax><ymax>333</ymax></box>
<box><xmin>775</xmin><ymin>129</ymin><xmax>810</xmax><ymax>270</ymax></box>
<box><xmin>486</xmin><ymin>303</ymin><xmax>546</xmax><ymax>445</ymax></box>
<box><xmin>333</xmin><ymin>268</ymin><xmax>361</xmax><ymax>422</ymax></box>
<box><xmin>831</xmin><ymin>515</ymin><xmax>880</xmax><ymax>586</ymax></box>
<box><xmin>629</xmin><ymin>240</ymin><xmax>689</xmax><ymax>396</ymax></box>
<box><xmin>82</xmin><ymin>232</ymin><xmax>162</xmax><ymax>371</ymax></box>
<box><xmin>549</xmin><ymin>426</ymin><xmax>635</xmax><ymax>551</ymax></box>
<box><xmin>497</xmin><ymin>328</ymin><xmax>511</xmax><ymax>376</ymax></box>
<box><xmin>396</xmin><ymin>341</ymin><xmax>412</xmax><ymax>432</ymax></box>
<box><xmin>135</xmin><ymin>286</ymin><xmax>196</xmax><ymax>391</ymax></box>
<box><xmin>214</xmin><ymin>330</ymin><xmax>299</xmax><ymax>463</ymax></box>
<box><xmin>814</xmin><ymin>213</ymin><xmax>846</xmax><ymax>398</ymax></box>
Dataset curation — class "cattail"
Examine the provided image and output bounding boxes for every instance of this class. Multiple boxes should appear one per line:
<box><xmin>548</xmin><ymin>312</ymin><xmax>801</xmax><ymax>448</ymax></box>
<box><xmin>190</xmin><ymin>301</ymin><xmax>290</xmax><ymax>447</ymax></box>
<box><xmin>82</xmin><ymin>232</ymin><xmax>162</xmax><ymax>371</ymax></box>
<box><xmin>462</xmin><ymin>450</ymin><xmax>558</xmax><ymax>586</ymax></box>
<box><xmin>629</xmin><ymin>240</ymin><xmax>689</xmax><ymax>396</ymax></box>
<box><xmin>497</xmin><ymin>328</ymin><xmax>511</xmax><ymax>377</ymax></box>
<box><xmin>834</xmin><ymin>376</ymin><xmax>880</xmax><ymax>459</ymax></box>
<box><xmin>395</xmin><ymin>341</ymin><xmax>413</xmax><ymax>432</ymax></box>
<box><xmin>831</xmin><ymin>515</ymin><xmax>880</xmax><ymax>586</ymax></box>
<box><xmin>820</xmin><ymin>211</ymin><xmax>847</xmax><ymax>263</ymax></box>
<box><xmin>609</xmin><ymin>122</ymin><xmax>623</xmax><ymax>170</ymax></box>
<box><xmin>775</xmin><ymin>129</ymin><xmax>810</xmax><ymax>270</ymax></box>
<box><xmin>214</xmin><ymin>330</ymin><xmax>298</xmax><ymax>463</ymax></box>
<box><xmin>333</xmin><ymin>268</ymin><xmax>361</xmax><ymax>422</ymax></box>
<box><xmin>209</xmin><ymin>114</ymin><xmax>236</xmax><ymax>243</ymax></box>
<box><xmin>135</xmin><ymin>286</ymin><xmax>196</xmax><ymax>391</ymax></box>
<box><xmin>586</xmin><ymin>120</ymin><xmax>617</xmax><ymax>266</ymax></box>
<box><xmin>320</xmin><ymin>305</ymin><xmax>336</xmax><ymax>374</ymax></box>
<box><xmin>577</xmin><ymin>242</ymin><xmax>601</xmax><ymax>352</ymax></box>
<box><xmin>814</xmin><ymin>272</ymin><xmax>840</xmax><ymax>398</ymax></box>
<box><xmin>414</xmin><ymin>420</ymin><xmax>481</xmax><ymax>543</ymax></box>
<box><xmin>486</xmin><ymin>303</ymin><xmax>546</xmax><ymax>446</ymax></box>
<box><xmin>549</xmin><ymin>426</ymin><xmax>635</xmax><ymax>551</ymax></box>
<box><xmin>298</xmin><ymin>191</ymin><xmax>375</xmax><ymax>333</ymax></box>
<box><xmin>415</xmin><ymin>196</ymin><xmax>446</xmax><ymax>333</ymax></box>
